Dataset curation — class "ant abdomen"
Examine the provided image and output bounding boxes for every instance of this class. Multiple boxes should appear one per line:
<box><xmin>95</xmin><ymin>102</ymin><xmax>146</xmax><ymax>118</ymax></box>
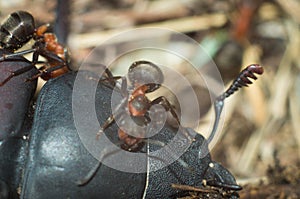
<box><xmin>0</xmin><ymin>11</ymin><xmax>35</xmax><ymax>51</ymax></box>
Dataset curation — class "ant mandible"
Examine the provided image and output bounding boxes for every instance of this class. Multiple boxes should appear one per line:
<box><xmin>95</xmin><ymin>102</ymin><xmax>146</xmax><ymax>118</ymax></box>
<box><xmin>0</xmin><ymin>10</ymin><xmax>71</xmax><ymax>86</ymax></box>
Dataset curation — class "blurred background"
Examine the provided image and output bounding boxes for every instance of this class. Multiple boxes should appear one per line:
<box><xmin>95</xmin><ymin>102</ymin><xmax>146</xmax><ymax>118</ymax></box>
<box><xmin>1</xmin><ymin>0</ymin><xmax>299</xmax><ymax>197</ymax></box>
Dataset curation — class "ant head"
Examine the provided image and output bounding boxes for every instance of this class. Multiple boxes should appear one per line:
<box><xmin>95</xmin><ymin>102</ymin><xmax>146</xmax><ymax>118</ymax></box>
<box><xmin>128</xmin><ymin>61</ymin><xmax>164</xmax><ymax>92</ymax></box>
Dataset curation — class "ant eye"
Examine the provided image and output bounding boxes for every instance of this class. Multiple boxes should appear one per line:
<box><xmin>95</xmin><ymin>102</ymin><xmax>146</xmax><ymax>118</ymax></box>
<box><xmin>128</xmin><ymin>61</ymin><xmax>164</xmax><ymax>91</ymax></box>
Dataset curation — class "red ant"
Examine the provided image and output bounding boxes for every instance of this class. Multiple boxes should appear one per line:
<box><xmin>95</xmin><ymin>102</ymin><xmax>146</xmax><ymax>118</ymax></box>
<box><xmin>97</xmin><ymin>60</ymin><xmax>181</xmax><ymax>151</ymax></box>
<box><xmin>0</xmin><ymin>11</ymin><xmax>70</xmax><ymax>86</ymax></box>
<box><xmin>77</xmin><ymin>60</ymin><xmax>184</xmax><ymax>185</ymax></box>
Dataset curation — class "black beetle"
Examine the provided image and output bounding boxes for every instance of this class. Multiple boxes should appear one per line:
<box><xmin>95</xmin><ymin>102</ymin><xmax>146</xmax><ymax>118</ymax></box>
<box><xmin>0</xmin><ymin>48</ymin><xmax>38</xmax><ymax>198</ymax></box>
<box><xmin>0</xmin><ymin>49</ymin><xmax>38</xmax><ymax>140</ymax></box>
<box><xmin>20</xmin><ymin>71</ymin><xmax>241</xmax><ymax>198</ymax></box>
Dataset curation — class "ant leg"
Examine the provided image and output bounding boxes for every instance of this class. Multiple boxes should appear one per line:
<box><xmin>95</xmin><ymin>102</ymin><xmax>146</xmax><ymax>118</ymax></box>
<box><xmin>151</xmin><ymin>96</ymin><xmax>180</xmax><ymax>125</ymax></box>
<box><xmin>100</xmin><ymin>74</ymin><xmax>122</xmax><ymax>88</ymax></box>
<box><xmin>89</xmin><ymin>72</ymin><xmax>122</xmax><ymax>90</ymax></box>
<box><xmin>96</xmin><ymin>99</ymin><xmax>128</xmax><ymax>140</ymax></box>
<box><xmin>0</xmin><ymin>63</ymin><xmax>34</xmax><ymax>86</ymax></box>
<box><xmin>0</xmin><ymin>49</ymin><xmax>37</xmax><ymax>62</ymax></box>
<box><xmin>96</xmin><ymin>77</ymin><xmax>128</xmax><ymax>139</ymax></box>
<box><xmin>97</xmin><ymin>76</ymin><xmax>127</xmax><ymax>98</ymax></box>
<box><xmin>80</xmin><ymin>62</ymin><xmax>118</xmax><ymax>84</ymax></box>
<box><xmin>150</xmin><ymin>97</ymin><xmax>194</xmax><ymax>141</ymax></box>
<box><xmin>26</xmin><ymin>63</ymin><xmax>68</xmax><ymax>81</ymax></box>
<box><xmin>96</xmin><ymin>115</ymin><xmax>115</xmax><ymax>140</ymax></box>
<box><xmin>39</xmin><ymin>49</ymin><xmax>66</xmax><ymax>64</ymax></box>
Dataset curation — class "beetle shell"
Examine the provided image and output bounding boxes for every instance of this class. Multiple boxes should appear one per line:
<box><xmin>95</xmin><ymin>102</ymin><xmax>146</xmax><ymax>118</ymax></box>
<box><xmin>21</xmin><ymin>71</ymin><xmax>240</xmax><ymax>198</ymax></box>
<box><xmin>0</xmin><ymin>137</ymin><xmax>28</xmax><ymax>198</ymax></box>
<box><xmin>0</xmin><ymin>49</ymin><xmax>38</xmax><ymax>140</ymax></box>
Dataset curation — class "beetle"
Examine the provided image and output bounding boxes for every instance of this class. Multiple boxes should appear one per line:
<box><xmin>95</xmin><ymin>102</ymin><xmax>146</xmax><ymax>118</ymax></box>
<box><xmin>0</xmin><ymin>48</ymin><xmax>38</xmax><ymax>197</ymax></box>
<box><xmin>0</xmin><ymin>10</ymin><xmax>71</xmax><ymax>86</ymax></box>
<box><xmin>20</xmin><ymin>70</ymin><xmax>242</xmax><ymax>198</ymax></box>
<box><xmin>0</xmin><ymin>50</ymin><xmax>38</xmax><ymax>140</ymax></box>
<box><xmin>0</xmin><ymin>10</ymin><xmax>71</xmax><ymax>198</ymax></box>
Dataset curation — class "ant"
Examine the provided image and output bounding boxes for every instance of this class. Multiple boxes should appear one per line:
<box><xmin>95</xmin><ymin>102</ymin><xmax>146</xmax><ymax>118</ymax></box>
<box><xmin>0</xmin><ymin>10</ymin><xmax>71</xmax><ymax>86</ymax></box>
<box><xmin>77</xmin><ymin>60</ymin><xmax>184</xmax><ymax>185</ymax></box>
<box><xmin>77</xmin><ymin>61</ymin><xmax>263</xmax><ymax>187</ymax></box>
<box><xmin>95</xmin><ymin>61</ymin><xmax>182</xmax><ymax>149</ymax></box>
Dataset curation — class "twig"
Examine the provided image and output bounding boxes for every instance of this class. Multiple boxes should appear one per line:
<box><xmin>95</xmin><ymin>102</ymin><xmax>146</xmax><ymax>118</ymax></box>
<box><xmin>171</xmin><ymin>184</ymin><xmax>218</xmax><ymax>193</ymax></box>
<box><xmin>69</xmin><ymin>13</ymin><xmax>227</xmax><ymax>49</ymax></box>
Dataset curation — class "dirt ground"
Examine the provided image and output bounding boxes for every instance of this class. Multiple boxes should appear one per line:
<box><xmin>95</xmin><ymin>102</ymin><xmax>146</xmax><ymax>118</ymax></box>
<box><xmin>1</xmin><ymin>0</ymin><xmax>299</xmax><ymax>198</ymax></box>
